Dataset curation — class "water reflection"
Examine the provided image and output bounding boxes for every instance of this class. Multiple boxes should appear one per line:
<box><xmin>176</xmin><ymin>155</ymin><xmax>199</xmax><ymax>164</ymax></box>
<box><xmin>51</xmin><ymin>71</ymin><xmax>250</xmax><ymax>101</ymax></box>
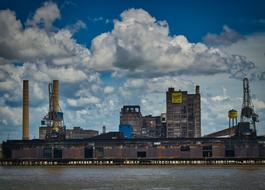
<box><xmin>0</xmin><ymin>166</ymin><xmax>264</xmax><ymax>190</ymax></box>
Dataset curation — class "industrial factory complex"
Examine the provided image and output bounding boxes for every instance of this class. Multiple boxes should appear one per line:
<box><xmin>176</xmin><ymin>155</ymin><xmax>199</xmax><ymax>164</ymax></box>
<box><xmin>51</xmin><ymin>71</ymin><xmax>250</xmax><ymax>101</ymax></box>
<box><xmin>1</xmin><ymin>78</ymin><xmax>265</xmax><ymax>165</ymax></box>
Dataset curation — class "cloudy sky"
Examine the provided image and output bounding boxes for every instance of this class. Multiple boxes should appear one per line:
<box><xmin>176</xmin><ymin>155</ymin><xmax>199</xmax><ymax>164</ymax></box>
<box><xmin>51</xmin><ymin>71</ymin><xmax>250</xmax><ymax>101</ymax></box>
<box><xmin>0</xmin><ymin>0</ymin><xmax>265</xmax><ymax>141</ymax></box>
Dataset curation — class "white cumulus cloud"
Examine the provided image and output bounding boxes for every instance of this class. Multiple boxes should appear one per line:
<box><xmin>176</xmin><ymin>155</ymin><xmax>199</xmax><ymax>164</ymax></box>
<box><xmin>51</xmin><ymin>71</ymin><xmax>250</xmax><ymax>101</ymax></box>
<box><xmin>89</xmin><ymin>9</ymin><xmax>255</xmax><ymax>78</ymax></box>
<box><xmin>26</xmin><ymin>1</ymin><xmax>61</xmax><ymax>31</ymax></box>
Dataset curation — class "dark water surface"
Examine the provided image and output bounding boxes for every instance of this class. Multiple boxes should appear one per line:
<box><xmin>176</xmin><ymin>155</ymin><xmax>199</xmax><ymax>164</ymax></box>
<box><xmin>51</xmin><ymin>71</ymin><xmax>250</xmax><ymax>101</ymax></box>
<box><xmin>0</xmin><ymin>166</ymin><xmax>265</xmax><ymax>190</ymax></box>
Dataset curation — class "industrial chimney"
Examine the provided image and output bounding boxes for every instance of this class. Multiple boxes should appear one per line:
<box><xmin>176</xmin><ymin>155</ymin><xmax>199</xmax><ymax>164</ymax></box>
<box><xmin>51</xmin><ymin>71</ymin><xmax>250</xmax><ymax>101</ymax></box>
<box><xmin>52</xmin><ymin>80</ymin><xmax>59</xmax><ymax>112</ymax></box>
<box><xmin>46</xmin><ymin>80</ymin><xmax>65</xmax><ymax>140</ymax></box>
<box><xmin>22</xmin><ymin>80</ymin><xmax>29</xmax><ymax>140</ymax></box>
<box><xmin>196</xmin><ymin>85</ymin><xmax>200</xmax><ymax>94</ymax></box>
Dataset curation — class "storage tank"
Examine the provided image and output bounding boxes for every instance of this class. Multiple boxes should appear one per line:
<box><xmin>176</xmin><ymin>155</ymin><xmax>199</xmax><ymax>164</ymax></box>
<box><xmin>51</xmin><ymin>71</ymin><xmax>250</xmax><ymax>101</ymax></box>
<box><xmin>228</xmin><ymin>109</ymin><xmax>237</xmax><ymax>119</ymax></box>
<box><xmin>228</xmin><ymin>109</ymin><xmax>237</xmax><ymax>128</ymax></box>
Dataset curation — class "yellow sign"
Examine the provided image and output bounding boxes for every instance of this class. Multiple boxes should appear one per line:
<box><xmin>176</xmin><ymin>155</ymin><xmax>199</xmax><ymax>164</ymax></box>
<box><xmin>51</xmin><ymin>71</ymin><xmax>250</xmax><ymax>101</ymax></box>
<box><xmin>172</xmin><ymin>92</ymin><xmax>182</xmax><ymax>103</ymax></box>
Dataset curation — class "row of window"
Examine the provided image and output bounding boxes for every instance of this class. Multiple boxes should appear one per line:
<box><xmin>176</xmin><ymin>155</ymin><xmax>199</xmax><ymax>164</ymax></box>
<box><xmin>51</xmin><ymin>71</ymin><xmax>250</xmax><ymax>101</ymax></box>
<box><xmin>43</xmin><ymin>146</ymin><xmax>235</xmax><ymax>159</ymax></box>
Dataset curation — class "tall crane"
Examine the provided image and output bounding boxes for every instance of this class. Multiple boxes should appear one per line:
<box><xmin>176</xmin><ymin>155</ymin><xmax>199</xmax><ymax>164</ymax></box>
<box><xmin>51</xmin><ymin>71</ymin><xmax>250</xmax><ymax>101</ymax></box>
<box><xmin>41</xmin><ymin>80</ymin><xmax>65</xmax><ymax>140</ymax></box>
<box><xmin>240</xmin><ymin>77</ymin><xmax>259</xmax><ymax>135</ymax></box>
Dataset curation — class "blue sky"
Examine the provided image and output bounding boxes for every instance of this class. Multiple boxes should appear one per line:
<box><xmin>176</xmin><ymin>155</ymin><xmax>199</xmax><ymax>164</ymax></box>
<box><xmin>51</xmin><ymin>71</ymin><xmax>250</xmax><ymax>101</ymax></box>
<box><xmin>1</xmin><ymin>0</ymin><xmax>265</xmax><ymax>43</ymax></box>
<box><xmin>0</xmin><ymin>0</ymin><xmax>265</xmax><ymax>141</ymax></box>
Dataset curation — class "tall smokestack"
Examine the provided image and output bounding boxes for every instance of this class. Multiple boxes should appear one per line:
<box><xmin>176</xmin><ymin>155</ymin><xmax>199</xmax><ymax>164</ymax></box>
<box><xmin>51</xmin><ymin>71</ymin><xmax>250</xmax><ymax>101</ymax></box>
<box><xmin>53</xmin><ymin>80</ymin><xmax>59</xmax><ymax>112</ymax></box>
<box><xmin>196</xmin><ymin>85</ymin><xmax>200</xmax><ymax>94</ymax></box>
<box><xmin>22</xmin><ymin>80</ymin><xmax>29</xmax><ymax>140</ymax></box>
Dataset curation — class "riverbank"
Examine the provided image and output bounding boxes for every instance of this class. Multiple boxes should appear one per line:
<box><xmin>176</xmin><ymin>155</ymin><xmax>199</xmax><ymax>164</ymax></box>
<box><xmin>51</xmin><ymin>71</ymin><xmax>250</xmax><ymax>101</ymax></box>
<box><xmin>1</xmin><ymin>158</ymin><xmax>265</xmax><ymax>166</ymax></box>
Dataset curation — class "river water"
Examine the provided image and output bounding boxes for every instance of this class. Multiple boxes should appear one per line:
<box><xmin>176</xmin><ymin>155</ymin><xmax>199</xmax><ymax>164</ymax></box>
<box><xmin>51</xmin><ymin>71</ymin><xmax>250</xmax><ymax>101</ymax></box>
<box><xmin>0</xmin><ymin>166</ymin><xmax>264</xmax><ymax>190</ymax></box>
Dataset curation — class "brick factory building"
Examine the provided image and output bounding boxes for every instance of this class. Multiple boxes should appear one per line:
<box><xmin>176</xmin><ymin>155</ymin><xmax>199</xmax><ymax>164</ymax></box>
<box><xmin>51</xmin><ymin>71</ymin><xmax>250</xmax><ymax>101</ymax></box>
<box><xmin>120</xmin><ymin>105</ymin><xmax>143</xmax><ymax>137</ymax></box>
<box><xmin>166</xmin><ymin>86</ymin><xmax>201</xmax><ymax>138</ymax></box>
<box><xmin>2</xmin><ymin>136</ymin><xmax>265</xmax><ymax>161</ymax></box>
<box><xmin>142</xmin><ymin>115</ymin><xmax>157</xmax><ymax>137</ymax></box>
<box><xmin>120</xmin><ymin>86</ymin><xmax>201</xmax><ymax>138</ymax></box>
<box><xmin>119</xmin><ymin>106</ymin><xmax>167</xmax><ymax>138</ymax></box>
<box><xmin>142</xmin><ymin>115</ymin><xmax>166</xmax><ymax>138</ymax></box>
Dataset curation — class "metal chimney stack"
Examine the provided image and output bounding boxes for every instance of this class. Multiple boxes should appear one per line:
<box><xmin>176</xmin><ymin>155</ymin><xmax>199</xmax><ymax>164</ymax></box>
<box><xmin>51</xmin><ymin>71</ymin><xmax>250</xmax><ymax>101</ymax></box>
<box><xmin>22</xmin><ymin>80</ymin><xmax>29</xmax><ymax>140</ymax></box>
<box><xmin>52</xmin><ymin>80</ymin><xmax>59</xmax><ymax>112</ymax></box>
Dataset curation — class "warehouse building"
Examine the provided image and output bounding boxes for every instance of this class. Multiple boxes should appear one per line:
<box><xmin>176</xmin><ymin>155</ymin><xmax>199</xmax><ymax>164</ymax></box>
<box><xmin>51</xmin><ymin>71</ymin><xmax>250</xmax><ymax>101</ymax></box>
<box><xmin>2</xmin><ymin>136</ymin><xmax>265</xmax><ymax>160</ymax></box>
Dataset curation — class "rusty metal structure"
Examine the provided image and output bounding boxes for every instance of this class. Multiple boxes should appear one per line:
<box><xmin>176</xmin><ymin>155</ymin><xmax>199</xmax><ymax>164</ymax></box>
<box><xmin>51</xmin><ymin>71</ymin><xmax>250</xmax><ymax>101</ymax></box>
<box><xmin>41</xmin><ymin>80</ymin><xmax>65</xmax><ymax>140</ymax></box>
<box><xmin>206</xmin><ymin>78</ymin><xmax>260</xmax><ymax>138</ymax></box>
<box><xmin>22</xmin><ymin>80</ymin><xmax>29</xmax><ymax>140</ymax></box>
<box><xmin>240</xmin><ymin>77</ymin><xmax>259</xmax><ymax>135</ymax></box>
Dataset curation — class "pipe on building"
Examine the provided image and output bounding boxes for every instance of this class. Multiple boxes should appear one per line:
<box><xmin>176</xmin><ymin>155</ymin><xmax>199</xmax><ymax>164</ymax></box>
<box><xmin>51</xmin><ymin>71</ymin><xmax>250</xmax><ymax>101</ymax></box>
<box><xmin>52</xmin><ymin>80</ymin><xmax>59</xmax><ymax>112</ymax></box>
<box><xmin>22</xmin><ymin>80</ymin><xmax>29</xmax><ymax>140</ymax></box>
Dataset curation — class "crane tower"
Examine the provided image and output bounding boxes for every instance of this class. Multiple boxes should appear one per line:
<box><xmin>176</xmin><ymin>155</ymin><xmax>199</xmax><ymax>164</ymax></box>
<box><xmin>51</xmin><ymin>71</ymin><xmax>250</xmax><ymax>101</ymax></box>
<box><xmin>41</xmin><ymin>80</ymin><xmax>65</xmax><ymax>140</ymax></box>
<box><xmin>240</xmin><ymin>77</ymin><xmax>259</xmax><ymax>135</ymax></box>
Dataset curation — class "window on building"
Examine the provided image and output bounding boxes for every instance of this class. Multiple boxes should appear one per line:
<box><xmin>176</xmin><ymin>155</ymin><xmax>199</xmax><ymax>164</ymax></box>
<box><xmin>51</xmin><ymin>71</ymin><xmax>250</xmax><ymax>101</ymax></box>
<box><xmin>202</xmin><ymin>146</ymin><xmax>212</xmax><ymax>157</ymax></box>
<box><xmin>225</xmin><ymin>149</ymin><xmax>235</xmax><ymax>157</ymax></box>
<box><xmin>180</xmin><ymin>146</ymin><xmax>190</xmax><ymax>151</ymax></box>
<box><xmin>84</xmin><ymin>147</ymin><xmax>94</xmax><ymax>158</ymax></box>
<box><xmin>225</xmin><ymin>145</ymin><xmax>235</xmax><ymax>157</ymax></box>
<box><xmin>43</xmin><ymin>148</ymin><xmax>52</xmax><ymax>158</ymax></box>
<box><xmin>54</xmin><ymin>148</ymin><xmax>62</xmax><ymax>159</ymax></box>
<box><xmin>137</xmin><ymin>151</ymin><xmax>146</xmax><ymax>158</ymax></box>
